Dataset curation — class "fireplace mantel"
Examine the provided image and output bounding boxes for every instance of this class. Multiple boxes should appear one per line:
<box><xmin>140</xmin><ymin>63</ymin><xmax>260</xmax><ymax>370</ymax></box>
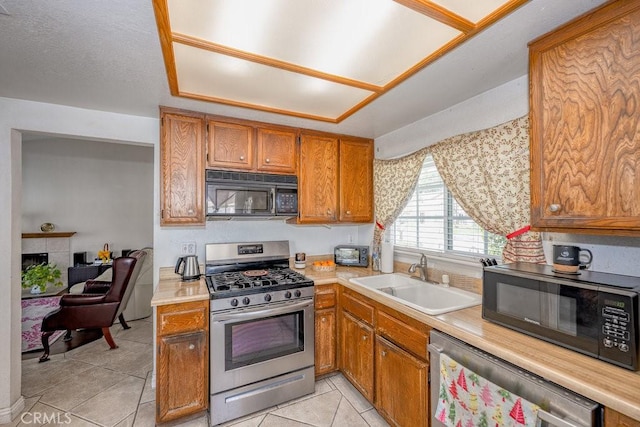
<box><xmin>22</xmin><ymin>232</ymin><xmax>76</xmax><ymax>239</ymax></box>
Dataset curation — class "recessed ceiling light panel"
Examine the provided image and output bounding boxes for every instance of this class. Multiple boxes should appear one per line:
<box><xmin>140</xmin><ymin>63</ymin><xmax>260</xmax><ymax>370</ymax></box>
<box><xmin>153</xmin><ymin>0</ymin><xmax>529</xmax><ymax>122</ymax></box>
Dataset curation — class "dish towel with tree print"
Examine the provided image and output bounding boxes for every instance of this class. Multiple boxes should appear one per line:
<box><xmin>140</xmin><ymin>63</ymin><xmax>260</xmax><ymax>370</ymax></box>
<box><xmin>436</xmin><ymin>353</ymin><xmax>540</xmax><ymax>427</ymax></box>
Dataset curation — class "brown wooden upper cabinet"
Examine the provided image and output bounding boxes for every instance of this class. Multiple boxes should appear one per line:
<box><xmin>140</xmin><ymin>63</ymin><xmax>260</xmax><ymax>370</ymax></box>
<box><xmin>298</xmin><ymin>133</ymin><xmax>373</xmax><ymax>224</ymax></box>
<box><xmin>298</xmin><ymin>133</ymin><xmax>340</xmax><ymax>223</ymax></box>
<box><xmin>339</xmin><ymin>138</ymin><xmax>374</xmax><ymax>222</ymax></box>
<box><xmin>206</xmin><ymin>120</ymin><xmax>254</xmax><ymax>170</ymax></box>
<box><xmin>256</xmin><ymin>127</ymin><xmax>298</xmax><ymax>174</ymax></box>
<box><xmin>160</xmin><ymin>108</ymin><xmax>206</xmax><ymax>226</ymax></box>
<box><xmin>529</xmin><ymin>1</ymin><xmax>640</xmax><ymax>235</ymax></box>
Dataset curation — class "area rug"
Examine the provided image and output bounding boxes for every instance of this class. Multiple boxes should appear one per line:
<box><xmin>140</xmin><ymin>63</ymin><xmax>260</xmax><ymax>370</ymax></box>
<box><xmin>21</xmin><ymin>296</ymin><xmax>65</xmax><ymax>352</ymax></box>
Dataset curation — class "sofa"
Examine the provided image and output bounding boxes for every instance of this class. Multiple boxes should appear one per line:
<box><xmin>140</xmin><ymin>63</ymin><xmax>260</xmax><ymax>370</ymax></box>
<box><xmin>69</xmin><ymin>247</ymin><xmax>153</xmax><ymax>320</ymax></box>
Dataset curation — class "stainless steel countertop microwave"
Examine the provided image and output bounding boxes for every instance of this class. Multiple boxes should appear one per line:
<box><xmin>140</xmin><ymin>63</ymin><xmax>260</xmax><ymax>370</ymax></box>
<box><xmin>482</xmin><ymin>262</ymin><xmax>640</xmax><ymax>370</ymax></box>
<box><xmin>206</xmin><ymin>170</ymin><xmax>298</xmax><ymax>218</ymax></box>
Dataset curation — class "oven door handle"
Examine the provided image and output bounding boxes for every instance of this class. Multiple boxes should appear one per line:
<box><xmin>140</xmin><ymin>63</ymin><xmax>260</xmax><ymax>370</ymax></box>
<box><xmin>211</xmin><ymin>300</ymin><xmax>312</xmax><ymax>322</ymax></box>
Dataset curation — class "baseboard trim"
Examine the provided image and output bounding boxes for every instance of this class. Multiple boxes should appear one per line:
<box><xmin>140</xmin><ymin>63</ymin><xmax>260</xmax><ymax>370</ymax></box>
<box><xmin>0</xmin><ymin>396</ymin><xmax>25</xmax><ymax>424</ymax></box>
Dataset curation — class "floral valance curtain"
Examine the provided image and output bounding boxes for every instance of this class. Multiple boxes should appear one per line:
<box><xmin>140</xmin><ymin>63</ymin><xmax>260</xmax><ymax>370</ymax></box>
<box><xmin>373</xmin><ymin>146</ymin><xmax>429</xmax><ymax>247</ymax></box>
<box><xmin>373</xmin><ymin>115</ymin><xmax>545</xmax><ymax>264</ymax></box>
<box><xmin>429</xmin><ymin>116</ymin><xmax>545</xmax><ymax>263</ymax></box>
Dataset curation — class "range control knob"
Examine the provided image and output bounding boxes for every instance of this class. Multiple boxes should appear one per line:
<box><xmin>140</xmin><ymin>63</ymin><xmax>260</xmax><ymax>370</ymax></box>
<box><xmin>242</xmin><ymin>297</ymin><xmax>250</xmax><ymax>305</ymax></box>
<box><xmin>230</xmin><ymin>299</ymin><xmax>238</xmax><ymax>307</ymax></box>
<box><xmin>284</xmin><ymin>291</ymin><xmax>292</xmax><ymax>299</ymax></box>
<box><xmin>294</xmin><ymin>290</ymin><xmax>302</xmax><ymax>298</ymax></box>
<box><xmin>620</xmin><ymin>343</ymin><xmax>629</xmax><ymax>352</ymax></box>
<box><xmin>264</xmin><ymin>294</ymin><xmax>272</xmax><ymax>302</ymax></box>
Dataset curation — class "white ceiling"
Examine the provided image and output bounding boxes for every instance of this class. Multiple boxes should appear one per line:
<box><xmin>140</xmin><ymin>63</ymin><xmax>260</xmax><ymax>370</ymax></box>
<box><xmin>0</xmin><ymin>0</ymin><xmax>607</xmax><ymax>139</ymax></box>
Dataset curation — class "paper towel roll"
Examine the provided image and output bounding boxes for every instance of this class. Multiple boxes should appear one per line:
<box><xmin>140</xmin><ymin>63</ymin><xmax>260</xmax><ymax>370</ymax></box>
<box><xmin>380</xmin><ymin>240</ymin><xmax>394</xmax><ymax>273</ymax></box>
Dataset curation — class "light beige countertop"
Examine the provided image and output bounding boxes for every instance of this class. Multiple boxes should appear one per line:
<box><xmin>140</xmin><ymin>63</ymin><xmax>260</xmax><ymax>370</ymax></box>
<box><xmin>150</xmin><ymin>269</ymin><xmax>208</xmax><ymax>306</ymax></box>
<box><xmin>152</xmin><ymin>265</ymin><xmax>640</xmax><ymax>421</ymax></box>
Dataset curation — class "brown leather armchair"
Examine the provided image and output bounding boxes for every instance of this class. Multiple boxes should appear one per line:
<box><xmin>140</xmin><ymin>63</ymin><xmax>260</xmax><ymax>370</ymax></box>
<box><xmin>39</xmin><ymin>250</ymin><xmax>147</xmax><ymax>362</ymax></box>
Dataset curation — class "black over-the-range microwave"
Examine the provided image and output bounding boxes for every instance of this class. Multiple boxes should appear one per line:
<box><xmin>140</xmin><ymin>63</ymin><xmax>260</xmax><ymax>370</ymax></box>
<box><xmin>206</xmin><ymin>170</ymin><xmax>298</xmax><ymax>218</ymax></box>
<box><xmin>482</xmin><ymin>262</ymin><xmax>640</xmax><ymax>370</ymax></box>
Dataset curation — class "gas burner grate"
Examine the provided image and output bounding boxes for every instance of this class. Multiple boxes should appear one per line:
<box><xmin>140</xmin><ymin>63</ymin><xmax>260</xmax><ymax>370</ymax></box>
<box><xmin>206</xmin><ymin>267</ymin><xmax>312</xmax><ymax>297</ymax></box>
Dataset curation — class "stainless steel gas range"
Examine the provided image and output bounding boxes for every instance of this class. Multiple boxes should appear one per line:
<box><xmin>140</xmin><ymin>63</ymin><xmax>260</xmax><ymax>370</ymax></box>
<box><xmin>205</xmin><ymin>241</ymin><xmax>315</xmax><ymax>426</ymax></box>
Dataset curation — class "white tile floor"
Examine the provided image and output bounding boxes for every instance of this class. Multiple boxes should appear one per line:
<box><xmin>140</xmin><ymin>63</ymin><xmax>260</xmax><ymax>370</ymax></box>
<box><xmin>6</xmin><ymin>317</ymin><xmax>389</xmax><ymax>427</ymax></box>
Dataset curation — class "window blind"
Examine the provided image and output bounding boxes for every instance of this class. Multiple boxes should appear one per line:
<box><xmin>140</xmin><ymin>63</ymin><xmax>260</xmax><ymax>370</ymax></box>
<box><xmin>391</xmin><ymin>154</ymin><xmax>505</xmax><ymax>257</ymax></box>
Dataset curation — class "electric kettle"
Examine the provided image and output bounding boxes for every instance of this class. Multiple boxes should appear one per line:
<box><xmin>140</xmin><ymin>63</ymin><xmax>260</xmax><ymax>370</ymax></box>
<box><xmin>175</xmin><ymin>255</ymin><xmax>201</xmax><ymax>281</ymax></box>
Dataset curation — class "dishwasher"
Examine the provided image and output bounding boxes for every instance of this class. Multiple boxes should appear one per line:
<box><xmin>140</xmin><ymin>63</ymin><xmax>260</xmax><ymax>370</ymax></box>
<box><xmin>429</xmin><ymin>331</ymin><xmax>602</xmax><ymax>427</ymax></box>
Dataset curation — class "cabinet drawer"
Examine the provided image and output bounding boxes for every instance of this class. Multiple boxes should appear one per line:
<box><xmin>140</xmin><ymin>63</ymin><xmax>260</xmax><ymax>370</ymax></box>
<box><xmin>341</xmin><ymin>291</ymin><xmax>374</xmax><ymax>325</ymax></box>
<box><xmin>315</xmin><ymin>287</ymin><xmax>337</xmax><ymax>309</ymax></box>
<box><xmin>376</xmin><ymin>310</ymin><xmax>428</xmax><ymax>360</ymax></box>
<box><xmin>157</xmin><ymin>300</ymin><xmax>208</xmax><ymax>336</ymax></box>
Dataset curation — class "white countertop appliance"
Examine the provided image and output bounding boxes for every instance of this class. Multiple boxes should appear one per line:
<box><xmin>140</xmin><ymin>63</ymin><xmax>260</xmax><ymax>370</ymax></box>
<box><xmin>204</xmin><ymin>240</ymin><xmax>315</xmax><ymax>425</ymax></box>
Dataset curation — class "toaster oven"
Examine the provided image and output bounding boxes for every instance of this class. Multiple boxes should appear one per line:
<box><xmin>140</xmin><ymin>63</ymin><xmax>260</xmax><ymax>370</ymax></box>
<box><xmin>334</xmin><ymin>245</ymin><xmax>369</xmax><ymax>267</ymax></box>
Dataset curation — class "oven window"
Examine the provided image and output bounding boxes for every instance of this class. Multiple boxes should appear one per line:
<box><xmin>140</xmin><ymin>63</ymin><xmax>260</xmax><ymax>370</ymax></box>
<box><xmin>225</xmin><ymin>311</ymin><xmax>304</xmax><ymax>370</ymax></box>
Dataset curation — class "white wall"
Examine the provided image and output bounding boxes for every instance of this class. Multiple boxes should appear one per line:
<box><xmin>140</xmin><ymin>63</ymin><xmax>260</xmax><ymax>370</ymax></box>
<box><xmin>22</xmin><ymin>138</ymin><xmax>153</xmax><ymax>260</ymax></box>
<box><xmin>155</xmin><ymin>221</ymin><xmax>374</xmax><ymax>268</ymax></box>
<box><xmin>375</xmin><ymin>75</ymin><xmax>529</xmax><ymax>159</ymax></box>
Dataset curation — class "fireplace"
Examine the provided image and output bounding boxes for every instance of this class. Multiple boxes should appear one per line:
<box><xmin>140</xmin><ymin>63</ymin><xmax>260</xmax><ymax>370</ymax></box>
<box><xmin>22</xmin><ymin>253</ymin><xmax>49</xmax><ymax>271</ymax></box>
<box><xmin>22</xmin><ymin>232</ymin><xmax>75</xmax><ymax>287</ymax></box>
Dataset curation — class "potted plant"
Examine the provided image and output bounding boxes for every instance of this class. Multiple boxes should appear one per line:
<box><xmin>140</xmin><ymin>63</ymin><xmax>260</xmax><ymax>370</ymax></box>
<box><xmin>21</xmin><ymin>262</ymin><xmax>64</xmax><ymax>294</ymax></box>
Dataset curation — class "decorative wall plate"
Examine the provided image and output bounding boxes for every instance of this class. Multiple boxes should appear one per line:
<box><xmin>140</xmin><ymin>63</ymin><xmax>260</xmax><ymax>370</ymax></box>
<box><xmin>40</xmin><ymin>222</ymin><xmax>55</xmax><ymax>232</ymax></box>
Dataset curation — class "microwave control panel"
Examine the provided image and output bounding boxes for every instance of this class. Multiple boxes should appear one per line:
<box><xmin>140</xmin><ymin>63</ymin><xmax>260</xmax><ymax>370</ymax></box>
<box><xmin>599</xmin><ymin>292</ymin><xmax>637</xmax><ymax>369</ymax></box>
<box><xmin>276</xmin><ymin>191</ymin><xmax>298</xmax><ymax>214</ymax></box>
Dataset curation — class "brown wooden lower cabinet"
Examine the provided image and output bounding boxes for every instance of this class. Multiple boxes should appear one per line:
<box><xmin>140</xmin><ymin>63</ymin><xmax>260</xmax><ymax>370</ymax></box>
<box><xmin>156</xmin><ymin>299</ymin><xmax>209</xmax><ymax>424</ymax></box>
<box><xmin>315</xmin><ymin>283</ymin><xmax>338</xmax><ymax>376</ymax></box>
<box><xmin>337</xmin><ymin>286</ymin><xmax>431</xmax><ymax>427</ymax></box>
<box><xmin>605</xmin><ymin>408</ymin><xmax>640</xmax><ymax>427</ymax></box>
<box><xmin>375</xmin><ymin>336</ymin><xmax>428</xmax><ymax>427</ymax></box>
<box><xmin>340</xmin><ymin>310</ymin><xmax>375</xmax><ymax>401</ymax></box>
<box><xmin>315</xmin><ymin>308</ymin><xmax>336</xmax><ymax>375</ymax></box>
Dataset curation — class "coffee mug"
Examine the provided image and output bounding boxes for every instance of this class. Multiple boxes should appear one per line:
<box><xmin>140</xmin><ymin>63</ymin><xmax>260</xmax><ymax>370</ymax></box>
<box><xmin>553</xmin><ymin>245</ymin><xmax>593</xmax><ymax>273</ymax></box>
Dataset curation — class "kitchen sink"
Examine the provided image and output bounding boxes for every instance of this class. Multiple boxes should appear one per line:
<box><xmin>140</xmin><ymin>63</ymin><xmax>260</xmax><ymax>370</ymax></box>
<box><xmin>349</xmin><ymin>273</ymin><xmax>481</xmax><ymax>315</ymax></box>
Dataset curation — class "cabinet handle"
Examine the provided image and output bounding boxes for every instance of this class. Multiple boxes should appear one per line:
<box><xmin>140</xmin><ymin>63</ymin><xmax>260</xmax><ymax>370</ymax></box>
<box><xmin>362</xmin><ymin>335</ymin><xmax>367</xmax><ymax>341</ymax></box>
<box><xmin>322</xmin><ymin>317</ymin><xmax>326</xmax><ymax>323</ymax></box>
<box><xmin>549</xmin><ymin>204</ymin><xmax>561</xmax><ymax>212</ymax></box>
<box><xmin>265</xmin><ymin>158</ymin><xmax>270</xmax><ymax>163</ymax></box>
<box><xmin>187</xmin><ymin>209</ymin><xmax>194</xmax><ymax>215</ymax></box>
<box><xmin>240</xmin><ymin>155</ymin><xmax>245</xmax><ymax>161</ymax></box>
<box><xmin>326</xmin><ymin>209</ymin><xmax>332</xmax><ymax>216</ymax></box>
<box><xmin>381</xmin><ymin>350</ymin><xmax>387</xmax><ymax>357</ymax></box>
<box><xmin>346</xmin><ymin>210</ymin><xmax>351</xmax><ymax>215</ymax></box>
<box><xmin>188</xmin><ymin>344</ymin><xmax>195</xmax><ymax>350</ymax></box>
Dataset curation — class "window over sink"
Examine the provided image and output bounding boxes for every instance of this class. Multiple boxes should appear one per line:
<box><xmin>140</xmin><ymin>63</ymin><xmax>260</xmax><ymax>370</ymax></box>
<box><xmin>391</xmin><ymin>154</ymin><xmax>505</xmax><ymax>258</ymax></box>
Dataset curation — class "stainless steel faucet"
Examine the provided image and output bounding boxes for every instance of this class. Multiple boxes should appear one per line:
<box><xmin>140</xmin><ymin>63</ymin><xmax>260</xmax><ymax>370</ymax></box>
<box><xmin>408</xmin><ymin>253</ymin><xmax>428</xmax><ymax>281</ymax></box>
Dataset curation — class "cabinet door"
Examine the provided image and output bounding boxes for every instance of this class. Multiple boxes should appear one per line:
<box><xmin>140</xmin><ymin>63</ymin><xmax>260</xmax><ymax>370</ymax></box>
<box><xmin>298</xmin><ymin>134</ymin><xmax>339</xmax><ymax>223</ymax></box>
<box><xmin>256</xmin><ymin>128</ymin><xmax>298</xmax><ymax>174</ymax></box>
<box><xmin>157</xmin><ymin>331</ymin><xmax>208</xmax><ymax>422</ymax></box>
<box><xmin>530</xmin><ymin>2</ymin><xmax>640</xmax><ymax>234</ymax></box>
<box><xmin>315</xmin><ymin>308</ymin><xmax>336</xmax><ymax>376</ymax></box>
<box><xmin>206</xmin><ymin>120</ymin><xmax>254</xmax><ymax>170</ymax></box>
<box><xmin>339</xmin><ymin>311</ymin><xmax>374</xmax><ymax>401</ymax></box>
<box><xmin>339</xmin><ymin>138</ymin><xmax>374</xmax><ymax>223</ymax></box>
<box><xmin>376</xmin><ymin>336</ymin><xmax>428</xmax><ymax>427</ymax></box>
<box><xmin>160</xmin><ymin>111</ymin><xmax>205</xmax><ymax>225</ymax></box>
<box><xmin>605</xmin><ymin>408</ymin><xmax>640</xmax><ymax>427</ymax></box>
